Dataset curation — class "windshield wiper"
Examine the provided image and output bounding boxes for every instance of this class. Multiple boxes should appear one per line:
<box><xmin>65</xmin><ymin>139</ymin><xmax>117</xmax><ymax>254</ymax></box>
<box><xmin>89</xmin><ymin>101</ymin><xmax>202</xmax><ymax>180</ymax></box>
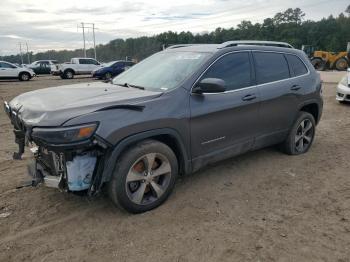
<box><xmin>113</xmin><ymin>82</ymin><xmax>145</xmax><ymax>90</ymax></box>
<box><xmin>124</xmin><ymin>83</ymin><xmax>145</xmax><ymax>90</ymax></box>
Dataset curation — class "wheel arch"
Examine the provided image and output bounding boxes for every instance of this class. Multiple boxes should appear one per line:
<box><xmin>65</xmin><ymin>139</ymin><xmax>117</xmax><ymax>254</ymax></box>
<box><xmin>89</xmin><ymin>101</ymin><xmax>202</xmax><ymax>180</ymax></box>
<box><xmin>19</xmin><ymin>71</ymin><xmax>31</xmax><ymax>79</ymax></box>
<box><xmin>299</xmin><ymin>102</ymin><xmax>320</xmax><ymax>124</ymax></box>
<box><xmin>64</xmin><ymin>68</ymin><xmax>75</xmax><ymax>74</ymax></box>
<box><xmin>101</xmin><ymin>128</ymin><xmax>191</xmax><ymax>183</ymax></box>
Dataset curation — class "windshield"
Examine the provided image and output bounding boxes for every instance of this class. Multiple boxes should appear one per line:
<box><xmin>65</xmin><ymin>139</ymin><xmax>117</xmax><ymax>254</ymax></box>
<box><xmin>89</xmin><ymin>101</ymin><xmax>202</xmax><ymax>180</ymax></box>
<box><xmin>104</xmin><ymin>61</ymin><xmax>117</xmax><ymax>67</ymax></box>
<box><xmin>112</xmin><ymin>51</ymin><xmax>210</xmax><ymax>91</ymax></box>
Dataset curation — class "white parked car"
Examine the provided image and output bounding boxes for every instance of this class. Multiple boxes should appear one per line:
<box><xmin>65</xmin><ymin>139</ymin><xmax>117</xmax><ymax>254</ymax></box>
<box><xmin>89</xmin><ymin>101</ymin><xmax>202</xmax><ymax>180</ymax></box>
<box><xmin>0</xmin><ymin>61</ymin><xmax>36</xmax><ymax>81</ymax></box>
<box><xmin>51</xmin><ymin>58</ymin><xmax>102</xmax><ymax>79</ymax></box>
<box><xmin>336</xmin><ymin>68</ymin><xmax>350</xmax><ymax>103</ymax></box>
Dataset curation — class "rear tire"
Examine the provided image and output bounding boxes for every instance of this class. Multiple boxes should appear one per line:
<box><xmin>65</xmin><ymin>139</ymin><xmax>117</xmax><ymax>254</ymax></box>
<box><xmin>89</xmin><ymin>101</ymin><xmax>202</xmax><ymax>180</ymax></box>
<box><xmin>19</xmin><ymin>72</ymin><xmax>30</xmax><ymax>81</ymax></box>
<box><xmin>108</xmin><ymin>140</ymin><xmax>178</xmax><ymax>213</ymax></box>
<box><xmin>282</xmin><ymin>112</ymin><xmax>316</xmax><ymax>155</ymax></box>
<box><xmin>335</xmin><ymin>58</ymin><xmax>348</xmax><ymax>71</ymax></box>
<box><xmin>63</xmin><ymin>70</ymin><xmax>74</xmax><ymax>79</ymax></box>
<box><xmin>311</xmin><ymin>58</ymin><xmax>326</xmax><ymax>71</ymax></box>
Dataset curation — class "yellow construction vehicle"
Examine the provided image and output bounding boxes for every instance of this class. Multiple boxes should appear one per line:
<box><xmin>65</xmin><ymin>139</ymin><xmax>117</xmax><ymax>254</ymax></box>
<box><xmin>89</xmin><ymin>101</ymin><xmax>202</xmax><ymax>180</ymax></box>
<box><xmin>302</xmin><ymin>43</ymin><xmax>350</xmax><ymax>71</ymax></box>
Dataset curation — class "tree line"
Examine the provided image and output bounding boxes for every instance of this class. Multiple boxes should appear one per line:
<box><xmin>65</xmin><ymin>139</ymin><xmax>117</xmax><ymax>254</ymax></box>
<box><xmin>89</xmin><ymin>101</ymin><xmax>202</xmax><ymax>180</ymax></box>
<box><xmin>2</xmin><ymin>7</ymin><xmax>350</xmax><ymax>64</ymax></box>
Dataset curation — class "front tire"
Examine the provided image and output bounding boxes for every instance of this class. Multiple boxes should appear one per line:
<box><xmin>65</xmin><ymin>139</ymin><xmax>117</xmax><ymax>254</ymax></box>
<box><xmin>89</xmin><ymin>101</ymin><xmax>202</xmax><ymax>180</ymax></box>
<box><xmin>104</xmin><ymin>72</ymin><xmax>112</xmax><ymax>80</ymax></box>
<box><xmin>19</xmin><ymin>72</ymin><xmax>30</xmax><ymax>81</ymax></box>
<box><xmin>282</xmin><ymin>112</ymin><xmax>316</xmax><ymax>155</ymax></box>
<box><xmin>108</xmin><ymin>140</ymin><xmax>178</xmax><ymax>213</ymax></box>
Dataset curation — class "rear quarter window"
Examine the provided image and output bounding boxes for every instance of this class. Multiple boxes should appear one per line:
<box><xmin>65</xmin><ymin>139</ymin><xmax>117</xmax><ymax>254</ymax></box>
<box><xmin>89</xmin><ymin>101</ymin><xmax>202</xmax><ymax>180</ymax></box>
<box><xmin>285</xmin><ymin>54</ymin><xmax>308</xmax><ymax>76</ymax></box>
<box><xmin>253</xmin><ymin>52</ymin><xmax>290</xmax><ymax>84</ymax></box>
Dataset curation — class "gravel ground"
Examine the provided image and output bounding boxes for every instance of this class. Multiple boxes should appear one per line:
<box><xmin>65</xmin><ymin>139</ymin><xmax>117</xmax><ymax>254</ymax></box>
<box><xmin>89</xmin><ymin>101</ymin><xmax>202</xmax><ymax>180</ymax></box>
<box><xmin>0</xmin><ymin>73</ymin><xmax>349</xmax><ymax>262</ymax></box>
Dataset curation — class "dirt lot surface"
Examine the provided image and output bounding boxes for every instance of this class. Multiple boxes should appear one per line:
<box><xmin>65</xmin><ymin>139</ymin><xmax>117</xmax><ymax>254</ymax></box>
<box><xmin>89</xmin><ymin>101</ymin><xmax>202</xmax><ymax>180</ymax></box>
<box><xmin>0</xmin><ymin>73</ymin><xmax>349</xmax><ymax>262</ymax></box>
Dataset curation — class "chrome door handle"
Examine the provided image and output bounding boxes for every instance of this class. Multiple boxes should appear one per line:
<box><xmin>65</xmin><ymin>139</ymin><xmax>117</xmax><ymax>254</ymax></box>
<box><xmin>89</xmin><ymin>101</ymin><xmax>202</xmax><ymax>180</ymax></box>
<box><xmin>291</xmin><ymin>84</ymin><xmax>301</xmax><ymax>91</ymax></box>
<box><xmin>242</xmin><ymin>94</ymin><xmax>257</xmax><ymax>101</ymax></box>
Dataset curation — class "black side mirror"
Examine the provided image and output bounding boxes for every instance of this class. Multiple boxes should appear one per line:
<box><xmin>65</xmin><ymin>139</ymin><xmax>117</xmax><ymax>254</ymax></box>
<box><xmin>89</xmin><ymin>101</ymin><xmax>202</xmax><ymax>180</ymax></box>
<box><xmin>192</xmin><ymin>78</ymin><xmax>226</xmax><ymax>94</ymax></box>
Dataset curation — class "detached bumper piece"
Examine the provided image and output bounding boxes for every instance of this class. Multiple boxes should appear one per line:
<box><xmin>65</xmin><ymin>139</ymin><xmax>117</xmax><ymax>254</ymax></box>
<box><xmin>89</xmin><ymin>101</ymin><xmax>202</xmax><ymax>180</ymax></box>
<box><xmin>4</xmin><ymin>101</ymin><xmax>28</xmax><ymax>160</ymax></box>
<box><xmin>13</xmin><ymin>129</ymin><xmax>25</xmax><ymax>160</ymax></box>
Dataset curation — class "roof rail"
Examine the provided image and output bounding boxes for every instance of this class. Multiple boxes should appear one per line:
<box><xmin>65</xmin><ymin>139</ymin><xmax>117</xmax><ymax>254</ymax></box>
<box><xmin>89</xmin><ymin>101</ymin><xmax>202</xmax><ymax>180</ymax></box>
<box><xmin>166</xmin><ymin>44</ymin><xmax>197</xmax><ymax>49</ymax></box>
<box><xmin>219</xmin><ymin>40</ymin><xmax>294</xmax><ymax>49</ymax></box>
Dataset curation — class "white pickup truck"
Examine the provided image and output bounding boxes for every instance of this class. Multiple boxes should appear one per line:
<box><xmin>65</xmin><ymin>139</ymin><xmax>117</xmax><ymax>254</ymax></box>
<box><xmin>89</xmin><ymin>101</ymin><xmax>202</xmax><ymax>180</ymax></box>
<box><xmin>51</xmin><ymin>58</ymin><xmax>102</xmax><ymax>79</ymax></box>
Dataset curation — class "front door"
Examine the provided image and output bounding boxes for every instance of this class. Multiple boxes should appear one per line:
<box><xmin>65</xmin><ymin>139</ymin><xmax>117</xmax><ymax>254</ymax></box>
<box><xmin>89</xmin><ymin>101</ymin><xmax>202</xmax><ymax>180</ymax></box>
<box><xmin>190</xmin><ymin>51</ymin><xmax>260</xmax><ymax>166</ymax></box>
<box><xmin>0</xmin><ymin>62</ymin><xmax>18</xmax><ymax>77</ymax></box>
<box><xmin>39</xmin><ymin>61</ymin><xmax>51</xmax><ymax>74</ymax></box>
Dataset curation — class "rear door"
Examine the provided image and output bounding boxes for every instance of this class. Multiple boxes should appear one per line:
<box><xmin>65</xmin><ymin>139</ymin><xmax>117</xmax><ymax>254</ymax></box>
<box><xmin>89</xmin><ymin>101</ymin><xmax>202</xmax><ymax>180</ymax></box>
<box><xmin>190</xmin><ymin>51</ymin><xmax>260</xmax><ymax>161</ymax></box>
<box><xmin>78</xmin><ymin>59</ymin><xmax>90</xmax><ymax>74</ymax></box>
<box><xmin>252</xmin><ymin>51</ymin><xmax>302</xmax><ymax>148</ymax></box>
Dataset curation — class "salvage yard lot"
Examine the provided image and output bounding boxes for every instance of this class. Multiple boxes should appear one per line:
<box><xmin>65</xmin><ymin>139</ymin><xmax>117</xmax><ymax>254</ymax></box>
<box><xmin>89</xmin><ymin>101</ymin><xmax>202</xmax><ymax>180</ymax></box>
<box><xmin>0</xmin><ymin>73</ymin><xmax>349</xmax><ymax>261</ymax></box>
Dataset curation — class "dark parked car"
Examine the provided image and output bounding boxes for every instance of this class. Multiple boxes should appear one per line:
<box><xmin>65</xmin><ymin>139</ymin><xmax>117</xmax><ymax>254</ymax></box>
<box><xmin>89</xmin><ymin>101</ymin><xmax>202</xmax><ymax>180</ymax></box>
<box><xmin>29</xmin><ymin>60</ymin><xmax>58</xmax><ymax>74</ymax></box>
<box><xmin>91</xmin><ymin>60</ymin><xmax>135</xmax><ymax>79</ymax></box>
<box><xmin>4</xmin><ymin>41</ymin><xmax>323</xmax><ymax>213</ymax></box>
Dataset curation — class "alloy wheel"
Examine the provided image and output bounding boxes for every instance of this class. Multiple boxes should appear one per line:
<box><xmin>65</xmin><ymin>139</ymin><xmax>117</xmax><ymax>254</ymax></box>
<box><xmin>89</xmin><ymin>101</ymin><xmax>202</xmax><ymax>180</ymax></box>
<box><xmin>21</xmin><ymin>73</ymin><xmax>29</xmax><ymax>81</ymax></box>
<box><xmin>295</xmin><ymin>119</ymin><xmax>314</xmax><ymax>153</ymax></box>
<box><xmin>125</xmin><ymin>153</ymin><xmax>172</xmax><ymax>205</ymax></box>
<box><xmin>66</xmin><ymin>71</ymin><xmax>73</xmax><ymax>79</ymax></box>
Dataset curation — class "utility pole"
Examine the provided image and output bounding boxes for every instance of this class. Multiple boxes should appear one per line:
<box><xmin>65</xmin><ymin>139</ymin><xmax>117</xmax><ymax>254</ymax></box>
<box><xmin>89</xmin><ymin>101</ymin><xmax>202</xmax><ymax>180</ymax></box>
<box><xmin>26</xmin><ymin>42</ymin><xmax>30</xmax><ymax>64</ymax></box>
<box><xmin>82</xmin><ymin>22</ymin><xmax>86</xmax><ymax>57</ymax></box>
<box><xmin>92</xmin><ymin>23</ymin><xmax>96</xmax><ymax>60</ymax></box>
<box><xmin>19</xmin><ymin>42</ymin><xmax>23</xmax><ymax>65</ymax></box>
<box><xmin>78</xmin><ymin>22</ymin><xmax>98</xmax><ymax>59</ymax></box>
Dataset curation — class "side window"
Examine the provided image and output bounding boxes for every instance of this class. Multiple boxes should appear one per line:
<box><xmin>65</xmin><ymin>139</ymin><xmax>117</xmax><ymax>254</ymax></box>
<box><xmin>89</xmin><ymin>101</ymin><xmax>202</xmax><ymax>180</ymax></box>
<box><xmin>90</xmin><ymin>59</ymin><xmax>99</xmax><ymax>65</ymax></box>
<box><xmin>253</xmin><ymin>52</ymin><xmax>290</xmax><ymax>84</ymax></box>
<box><xmin>285</xmin><ymin>54</ymin><xmax>308</xmax><ymax>77</ymax></box>
<box><xmin>79</xmin><ymin>59</ymin><xmax>88</xmax><ymax>64</ymax></box>
<box><xmin>40</xmin><ymin>62</ymin><xmax>49</xmax><ymax>67</ymax></box>
<box><xmin>0</xmin><ymin>62</ymin><xmax>15</xmax><ymax>69</ymax></box>
<box><xmin>201</xmin><ymin>52</ymin><xmax>252</xmax><ymax>91</ymax></box>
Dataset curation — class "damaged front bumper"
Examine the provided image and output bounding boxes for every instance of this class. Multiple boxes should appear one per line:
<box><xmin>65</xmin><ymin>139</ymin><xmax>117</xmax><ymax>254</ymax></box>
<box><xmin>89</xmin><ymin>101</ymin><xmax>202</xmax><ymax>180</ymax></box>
<box><xmin>4</xmin><ymin>101</ymin><xmax>111</xmax><ymax>195</ymax></box>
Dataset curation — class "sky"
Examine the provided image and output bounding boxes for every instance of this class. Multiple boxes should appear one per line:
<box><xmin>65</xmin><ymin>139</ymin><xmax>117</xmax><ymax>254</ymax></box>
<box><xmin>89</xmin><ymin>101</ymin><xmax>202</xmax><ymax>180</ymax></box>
<box><xmin>0</xmin><ymin>0</ymin><xmax>348</xmax><ymax>55</ymax></box>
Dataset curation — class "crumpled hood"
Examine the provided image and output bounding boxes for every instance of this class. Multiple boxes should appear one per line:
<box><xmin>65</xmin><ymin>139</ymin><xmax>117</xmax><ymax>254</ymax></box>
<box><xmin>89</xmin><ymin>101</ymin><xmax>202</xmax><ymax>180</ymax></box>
<box><xmin>9</xmin><ymin>81</ymin><xmax>162</xmax><ymax>126</ymax></box>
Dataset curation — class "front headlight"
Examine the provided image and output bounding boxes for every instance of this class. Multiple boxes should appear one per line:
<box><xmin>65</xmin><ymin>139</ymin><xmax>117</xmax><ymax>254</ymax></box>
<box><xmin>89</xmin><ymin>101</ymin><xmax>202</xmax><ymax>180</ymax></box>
<box><xmin>340</xmin><ymin>76</ymin><xmax>349</xmax><ymax>87</ymax></box>
<box><xmin>32</xmin><ymin>123</ymin><xmax>98</xmax><ymax>144</ymax></box>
